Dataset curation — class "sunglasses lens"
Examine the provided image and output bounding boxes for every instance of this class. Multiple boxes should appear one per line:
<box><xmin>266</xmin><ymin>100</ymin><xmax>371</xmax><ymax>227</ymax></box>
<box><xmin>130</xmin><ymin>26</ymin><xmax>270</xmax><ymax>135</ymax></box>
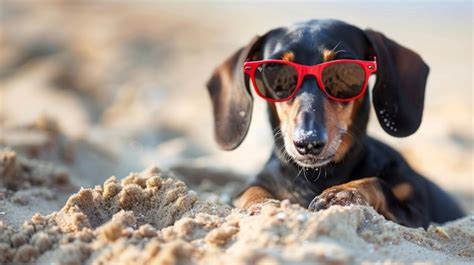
<box><xmin>322</xmin><ymin>62</ymin><xmax>366</xmax><ymax>99</ymax></box>
<box><xmin>254</xmin><ymin>63</ymin><xmax>298</xmax><ymax>101</ymax></box>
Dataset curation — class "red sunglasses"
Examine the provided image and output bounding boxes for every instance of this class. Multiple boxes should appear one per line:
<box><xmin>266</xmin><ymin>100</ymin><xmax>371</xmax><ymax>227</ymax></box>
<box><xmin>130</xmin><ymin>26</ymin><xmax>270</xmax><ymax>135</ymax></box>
<box><xmin>243</xmin><ymin>58</ymin><xmax>377</xmax><ymax>102</ymax></box>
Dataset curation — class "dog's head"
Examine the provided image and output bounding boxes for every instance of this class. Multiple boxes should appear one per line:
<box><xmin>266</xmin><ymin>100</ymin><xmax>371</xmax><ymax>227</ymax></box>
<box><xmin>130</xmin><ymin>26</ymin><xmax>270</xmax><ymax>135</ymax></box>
<box><xmin>207</xmin><ymin>19</ymin><xmax>429</xmax><ymax>168</ymax></box>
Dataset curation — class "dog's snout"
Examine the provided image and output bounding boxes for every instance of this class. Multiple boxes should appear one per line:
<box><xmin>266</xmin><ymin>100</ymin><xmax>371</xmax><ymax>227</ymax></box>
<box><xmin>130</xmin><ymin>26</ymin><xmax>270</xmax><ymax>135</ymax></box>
<box><xmin>292</xmin><ymin>107</ymin><xmax>327</xmax><ymax>156</ymax></box>
<box><xmin>293</xmin><ymin>130</ymin><xmax>327</xmax><ymax>156</ymax></box>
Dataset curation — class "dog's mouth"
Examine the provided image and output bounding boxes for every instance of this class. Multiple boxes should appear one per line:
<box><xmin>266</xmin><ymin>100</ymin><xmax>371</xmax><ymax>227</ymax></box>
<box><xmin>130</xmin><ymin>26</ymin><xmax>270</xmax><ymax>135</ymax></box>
<box><xmin>293</xmin><ymin>155</ymin><xmax>334</xmax><ymax>168</ymax></box>
<box><xmin>283</xmin><ymin>134</ymin><xmax>343</xmax><ymax>168</ymax></box>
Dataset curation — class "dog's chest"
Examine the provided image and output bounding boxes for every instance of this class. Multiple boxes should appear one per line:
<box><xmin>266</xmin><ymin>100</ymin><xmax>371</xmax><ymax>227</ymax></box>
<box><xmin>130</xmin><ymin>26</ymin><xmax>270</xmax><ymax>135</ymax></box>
<box><xmin>259</xmin><ymin>161</ymin><xmax>323</xmax><ymax>206</ymax></box>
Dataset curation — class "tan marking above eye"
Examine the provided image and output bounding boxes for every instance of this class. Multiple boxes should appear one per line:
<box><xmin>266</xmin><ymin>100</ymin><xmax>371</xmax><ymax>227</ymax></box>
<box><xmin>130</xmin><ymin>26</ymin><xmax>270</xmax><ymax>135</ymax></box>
<box><xmin>281</xmin><ymin>51</ymin><xmax>295</xmax><ymax>62</ymax></box>
<box><xmin>322</xmin><ymin>49</ymin><xmax>336</xmax><ymax>62</ymax></box>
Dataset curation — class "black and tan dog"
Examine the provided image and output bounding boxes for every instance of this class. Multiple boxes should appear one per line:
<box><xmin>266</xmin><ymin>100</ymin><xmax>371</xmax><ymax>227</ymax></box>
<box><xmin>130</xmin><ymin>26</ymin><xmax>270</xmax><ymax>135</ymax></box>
<box><xmin>206</xmin><ymin>19</ymin><xmax>464</xmax><ymax>228</ymax></box>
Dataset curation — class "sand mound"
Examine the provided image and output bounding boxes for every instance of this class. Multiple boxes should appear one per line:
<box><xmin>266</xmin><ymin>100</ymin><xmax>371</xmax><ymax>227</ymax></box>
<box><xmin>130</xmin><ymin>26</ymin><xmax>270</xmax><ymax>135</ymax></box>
<box><xmin>0</xmin><ymin>151</ymin><xmax>228</xmax><ymax>264</ymax></box>
<box><xmin>0</xmin><ymin>149</ymin><xmax>73</xmax><ymax>228</ymax></box>
<box><xmin>53</xmin><ymin>166</ymin><xmax>228</xmax><ymax>234</ymax></box>
<box><xmin>0</xmin><ymin>149</ymin><xmax>69</xmax><ymax>191</ymax></box>
<box><xmin>0</xmin><ymin>151</ymin><xmax>473</xmax><ymax>264</ymax></box>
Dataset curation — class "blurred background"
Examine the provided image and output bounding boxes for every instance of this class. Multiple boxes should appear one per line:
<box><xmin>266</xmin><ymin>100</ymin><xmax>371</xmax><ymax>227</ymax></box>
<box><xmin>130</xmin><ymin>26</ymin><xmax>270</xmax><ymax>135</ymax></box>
<box><xmin>0</xmin><ymin>1</ymin><xmax>472</xmax><ymax>211</ymax></box>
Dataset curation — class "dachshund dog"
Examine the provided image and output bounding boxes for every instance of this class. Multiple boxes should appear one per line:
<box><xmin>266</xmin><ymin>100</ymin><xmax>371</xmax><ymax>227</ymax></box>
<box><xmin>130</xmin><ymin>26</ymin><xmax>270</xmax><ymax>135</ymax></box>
<box><xmin>206</xmin><ymin>19</ymin><xmax>464</xmax><ymax>228</ymax></box>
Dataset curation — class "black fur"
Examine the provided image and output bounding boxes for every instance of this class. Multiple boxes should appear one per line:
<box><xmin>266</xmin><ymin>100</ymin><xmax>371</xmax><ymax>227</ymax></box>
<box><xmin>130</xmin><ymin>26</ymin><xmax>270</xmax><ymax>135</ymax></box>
<box><xmin>251</xmin><ymin>136</ymin><xmax>464</xmax><ymax>228</ymax></box>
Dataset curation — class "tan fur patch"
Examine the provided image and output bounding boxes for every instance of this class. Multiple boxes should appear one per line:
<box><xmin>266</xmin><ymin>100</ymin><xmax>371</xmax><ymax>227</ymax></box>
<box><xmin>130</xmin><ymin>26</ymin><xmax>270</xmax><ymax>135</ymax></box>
<box><xmin>334</xmin><ymin>134</ymin><xmax>352</xmax><ymax>162</ymax></box>
<box><xmin>281</xmin><ymin>51</ymin><xmax>295</xmax><ymax>62</ymax></box>
<box><xmin>392</xmin><ymin>182</ymin><xmax>413</xmax><ymax>201</ymax></box>
<box><xmin>274</xmin><ymin>99</ymin><xmax>296</xmax><ymax>128</ymax></box>
<box><xmin>342</xmin><ymin>177</ymin><xmax>397</xmax><ymax>221</ymax></box>
<box><xmin>322</xmin><ymin>49</ymin><xmax>336</xmax><ymax>62</ymax></box>
<box><xmin>322</xmin><ymin>96</ymin><xmax>362</xmax><ymax>162</ymax></box>
<box><xmin>333</xmin><ymin>96</ymin><xmax>364</xmax><ymax>161</ymax></box>
<box><xmin>234</xmin><ymin>186</ymin><xmax>274</xmax><ymax>209</ymax></box>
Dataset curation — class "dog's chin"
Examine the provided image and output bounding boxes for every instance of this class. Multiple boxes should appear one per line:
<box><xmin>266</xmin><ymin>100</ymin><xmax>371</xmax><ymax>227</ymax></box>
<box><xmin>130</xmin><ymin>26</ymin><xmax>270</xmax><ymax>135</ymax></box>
<box><xmin>284</xmin><ymin>145</ymin><xmax>335</xmax><ymax>168</ymax></box>
<box><xmin>291</xmin><ymin>155</ymin><xmax>334</xmax><ymax>168</ymax></box>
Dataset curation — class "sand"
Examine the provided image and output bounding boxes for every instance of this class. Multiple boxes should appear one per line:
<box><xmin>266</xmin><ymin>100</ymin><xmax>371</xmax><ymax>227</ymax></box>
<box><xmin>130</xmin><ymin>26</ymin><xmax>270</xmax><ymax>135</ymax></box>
<box><xmin>1</xmin><ymin>2</ymin><xmax>473</xmax><ymax>264</ymax></box>
<box><xmin>0</xmin><ymin>149</ymin><xmax>473</xmax><ymax>265</ymax></box>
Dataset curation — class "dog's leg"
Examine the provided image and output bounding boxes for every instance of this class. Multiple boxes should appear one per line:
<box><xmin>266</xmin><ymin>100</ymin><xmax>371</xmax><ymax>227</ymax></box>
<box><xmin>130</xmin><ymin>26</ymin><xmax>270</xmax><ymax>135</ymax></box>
<box><xmin>309</xmin><ymin>177</ymin><xmax>426</xmax><ymax>227</ymax></box>
<box><xmin>234</xmin><ymin>186</ymin><xmax>275</xmax><ymax>209</ymax></box>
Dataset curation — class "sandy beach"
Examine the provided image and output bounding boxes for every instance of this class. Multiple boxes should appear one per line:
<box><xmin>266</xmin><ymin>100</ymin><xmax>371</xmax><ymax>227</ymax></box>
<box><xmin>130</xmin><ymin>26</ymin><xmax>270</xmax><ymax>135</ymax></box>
<box><xmin>0</xmin><ymin>1</ymin><xmax>472</xmax><ymax>264</ymax></box>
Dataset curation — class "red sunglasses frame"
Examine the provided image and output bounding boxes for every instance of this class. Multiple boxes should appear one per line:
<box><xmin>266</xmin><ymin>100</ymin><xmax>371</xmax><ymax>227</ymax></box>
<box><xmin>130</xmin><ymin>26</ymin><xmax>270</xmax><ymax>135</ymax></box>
<box><xmin>243</xmin><ymin>58</ymin><xmax>377</xmax><ymax>103</ymax></box>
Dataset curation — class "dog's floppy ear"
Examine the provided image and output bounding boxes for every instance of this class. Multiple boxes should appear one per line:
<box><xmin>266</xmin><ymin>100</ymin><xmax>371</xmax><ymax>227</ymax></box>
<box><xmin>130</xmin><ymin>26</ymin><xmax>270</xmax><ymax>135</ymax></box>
<box><xmin>365</xmin><ymin>29</ymin><xmax>429</xmax><ymax>137</ymax></box>
<box><xmin>206</xmin><ymin>35</ymin><xmax>267</xmax><ymax>150</ymax></box>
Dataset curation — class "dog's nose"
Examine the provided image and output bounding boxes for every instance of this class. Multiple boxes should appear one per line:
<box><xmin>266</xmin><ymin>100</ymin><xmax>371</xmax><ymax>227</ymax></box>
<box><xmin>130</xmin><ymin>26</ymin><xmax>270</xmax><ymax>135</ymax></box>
<box><xmin>293</xmin><ymin>130</ymin><xmax>327</xmax><ymax>156</ymax></box>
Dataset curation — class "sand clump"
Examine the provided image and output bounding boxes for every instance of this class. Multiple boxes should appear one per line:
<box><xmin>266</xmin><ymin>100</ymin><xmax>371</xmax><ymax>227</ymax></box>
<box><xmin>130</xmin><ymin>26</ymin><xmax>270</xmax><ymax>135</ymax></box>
<box><xmin>52</xmin><ymin>167</ymin><xmax>230</xmax><ymax>236</ymax></box>
<box><xmin>0</xmin><ymin>149</ymin><xmax>70</xmax><ymax>191</ymax></box>
<box><xmin>0</xmin><ymin>149</ymin><xmax>73</xmax><ymax>228</ymax></box>
<box><xmin>0</xmin><ymin>150</ymin><xmax>472</xmax><ymax>264</ymax></box>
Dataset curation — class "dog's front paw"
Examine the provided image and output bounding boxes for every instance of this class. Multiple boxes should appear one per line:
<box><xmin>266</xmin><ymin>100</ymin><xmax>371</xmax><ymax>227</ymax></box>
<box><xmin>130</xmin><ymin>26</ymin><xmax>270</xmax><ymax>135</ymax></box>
<box><xmin>308</xmin><ymin>186</ymin><xmax>369</xmax><ymax>211</ymax></box>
